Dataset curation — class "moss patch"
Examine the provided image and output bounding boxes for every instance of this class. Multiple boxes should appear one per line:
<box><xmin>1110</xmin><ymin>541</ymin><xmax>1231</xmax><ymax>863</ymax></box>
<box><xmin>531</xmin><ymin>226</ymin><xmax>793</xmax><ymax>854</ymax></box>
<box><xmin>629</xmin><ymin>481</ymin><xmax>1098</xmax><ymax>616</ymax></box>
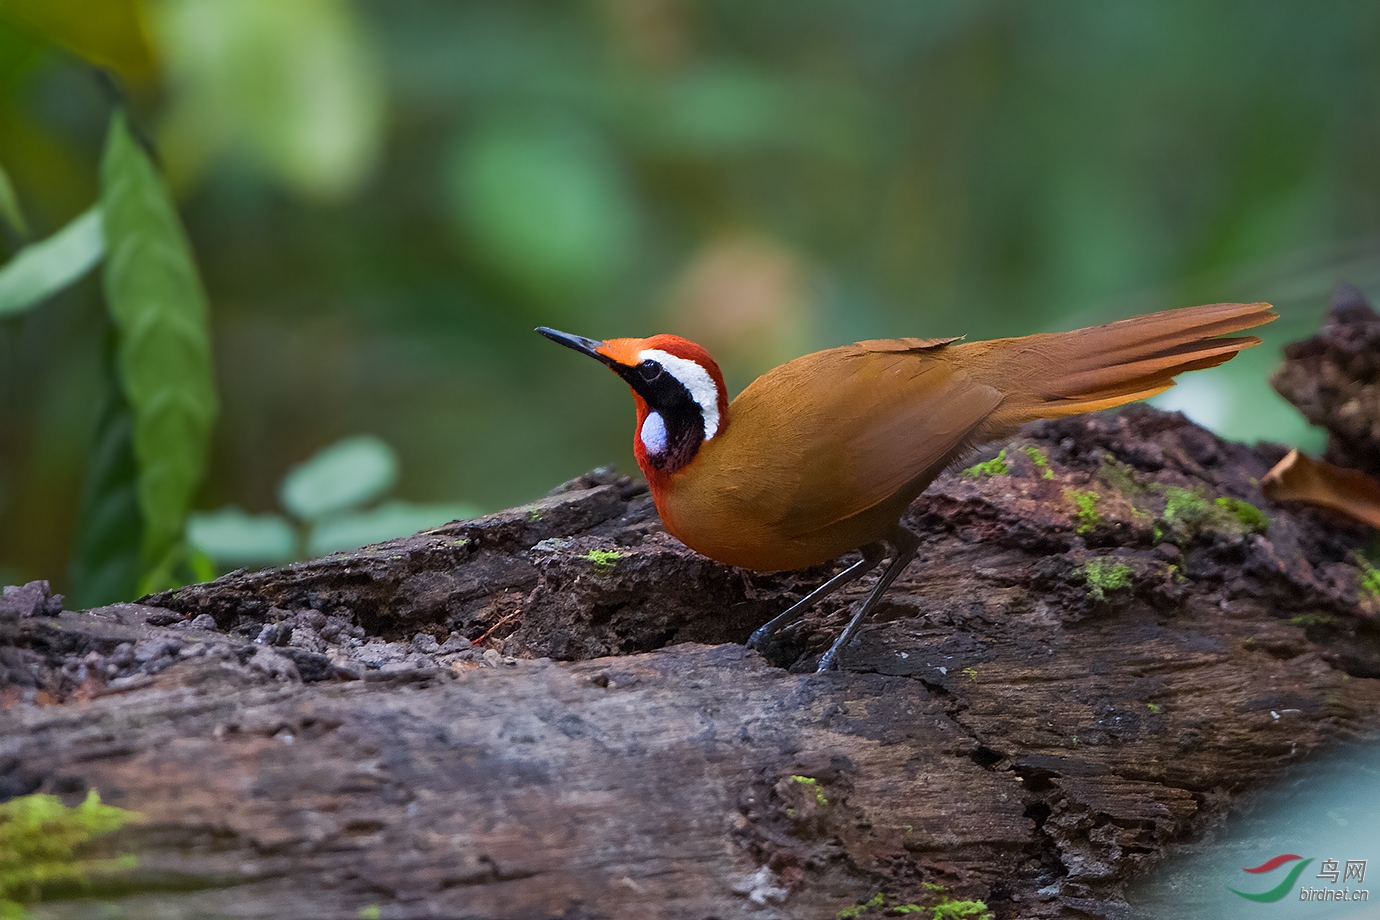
<box><xmin>963</xmin><ymin>449</ymin><xmax>1010</xmax><ymax>479</ymax></box>
<box><xmin>1150</xmin><ymin>485</ymin><xmax>1266</xmax><ymax>544</ymax></box>
<box><xmin>932</xmin><ymin>899</ymin><xmax>993</xmax><ymax>920</ymax></box>
<box><xmin>838</xmin><ymin>892</ymin><xmax>885</xmax><ymax>919</ymax></box>
<box><xmin>1215</xmin><ymin>496</ymin><xmax>1268</xmax><ymax>532</ymax></box>
<box><xmin>1</xmin><ymin>791</ymin><xmax>139</xmax><ymax>917</ymax></box>
<box><xmin>1064</xmin><ymin>488</ymin><xmax>1101</xmax><ymax>534</ymax></box>
<box><xmin>835</xmin><ymin>888</ymin><xmax>991</xmax><ymax>920</ymax></box>
<box><xmin>1356</xmin><ymin>554</ymin><xmax>1380</xmax><ymax>600</ymax></box>
<box><xmin>790</xmin><ymin>775</ymin><xmax>829</xmax><ymax>806</ymax></box>
<box><xmin>1162</xmin><ymin>486</ymin><xmax>1210</xmax><ymax>526</ymax></box>
<box><xmin>1095</xmin><ymin>457</ymin><xmax>1144</xmax><ymax>495</ymax></box>
<box><xmin>1082</xmin><ymin>558</ymin><xmax>1133</xmax><ymax>601</ymax></box>
<box><xmin>581</xmin><ymin>548</ymin><xmax>622</xmax><ymax>573</ymax></box>
<box><xmin>1017</xmin><ymin>446</ymin><xmax>1055</xmax><ymax>480</ymax></box>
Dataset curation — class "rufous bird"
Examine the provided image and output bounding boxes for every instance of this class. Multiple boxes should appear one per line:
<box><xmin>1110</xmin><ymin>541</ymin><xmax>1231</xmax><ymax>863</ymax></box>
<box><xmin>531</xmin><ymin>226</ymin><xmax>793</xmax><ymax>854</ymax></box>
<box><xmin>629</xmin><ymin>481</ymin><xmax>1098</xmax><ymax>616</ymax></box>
<box><xmin>538</xmin><ymin>301</ymin><xmax>1275</xmax><ymax>671</ymax></box>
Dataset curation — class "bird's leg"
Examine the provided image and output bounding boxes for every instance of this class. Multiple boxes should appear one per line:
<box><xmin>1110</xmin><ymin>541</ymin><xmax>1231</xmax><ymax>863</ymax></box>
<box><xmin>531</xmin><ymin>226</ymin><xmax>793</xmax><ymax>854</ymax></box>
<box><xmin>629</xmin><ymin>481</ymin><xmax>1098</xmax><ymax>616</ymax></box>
<box><xmin>816</xmin><ymin>525</ymin><xmax>921</xmax><ymax>672</ymax></box>
<box><xmin>745</xmin><ymin>543</ymin><xmax>887</xmax><ymax>651</ymax></box>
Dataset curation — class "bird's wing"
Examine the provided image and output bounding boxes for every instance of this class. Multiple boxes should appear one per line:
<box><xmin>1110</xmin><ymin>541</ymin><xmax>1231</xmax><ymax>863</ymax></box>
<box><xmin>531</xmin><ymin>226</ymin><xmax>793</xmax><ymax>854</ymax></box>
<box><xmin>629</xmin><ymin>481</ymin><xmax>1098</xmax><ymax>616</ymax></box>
<box><xmin>718</xmin><ymin>340</ymin><xmax>1002</xmax><ymax>538</ymax></box>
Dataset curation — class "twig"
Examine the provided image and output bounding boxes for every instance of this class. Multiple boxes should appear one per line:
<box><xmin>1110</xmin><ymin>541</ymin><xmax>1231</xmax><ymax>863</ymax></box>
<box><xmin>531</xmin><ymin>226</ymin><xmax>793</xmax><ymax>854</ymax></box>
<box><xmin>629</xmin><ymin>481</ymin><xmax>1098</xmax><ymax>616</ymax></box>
<box><xmin>474</xmin><ymin>611</ymin><xmax>519</xmax><ymax>647</ymax></box>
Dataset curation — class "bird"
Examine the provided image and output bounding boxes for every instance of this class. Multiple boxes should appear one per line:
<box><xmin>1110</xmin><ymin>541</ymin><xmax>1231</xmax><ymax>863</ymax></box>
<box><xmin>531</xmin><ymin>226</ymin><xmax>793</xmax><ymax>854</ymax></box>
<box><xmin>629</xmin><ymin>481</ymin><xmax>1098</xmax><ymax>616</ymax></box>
<box><xmin>537</xmin><ymin>301</ymin><xmax>1275</xmax><ymax>671</ymax></box>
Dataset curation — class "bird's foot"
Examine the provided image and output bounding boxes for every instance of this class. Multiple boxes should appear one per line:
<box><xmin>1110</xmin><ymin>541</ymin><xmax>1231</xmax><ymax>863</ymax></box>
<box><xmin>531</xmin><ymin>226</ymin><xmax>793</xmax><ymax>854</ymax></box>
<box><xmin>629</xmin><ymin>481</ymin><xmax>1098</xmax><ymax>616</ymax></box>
<box><xmin>815</xmin><ymin>638</ymin><xmax>847</xmax><ymax>672</ymax></box>
<box><xmin>745</xmin><ymin>617</ymin><xmax>801</xmax><ymax>652</ymax></box>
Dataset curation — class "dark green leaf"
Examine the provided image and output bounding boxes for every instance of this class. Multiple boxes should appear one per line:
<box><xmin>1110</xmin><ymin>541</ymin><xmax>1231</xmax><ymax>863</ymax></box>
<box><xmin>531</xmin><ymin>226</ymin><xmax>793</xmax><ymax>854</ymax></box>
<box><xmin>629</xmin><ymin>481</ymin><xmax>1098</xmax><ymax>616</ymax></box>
<box><xmin>0</xmin><ymin>160</ymin><xmax>27</xmax><ymax>238</ymax></box>
<box><xmin>67</xmin><ymin>335</ymin><xmax>142</xmax><ymax>608</ymax></box>
<box><xmin>100</xmin><ymin>112</ymin><xmax>218</xmax><ymax>577</ymax></box>
<box><xmin>0</xmin><ymin>206</ymin><xmax>103</xmax><ymax>317</ymax></box>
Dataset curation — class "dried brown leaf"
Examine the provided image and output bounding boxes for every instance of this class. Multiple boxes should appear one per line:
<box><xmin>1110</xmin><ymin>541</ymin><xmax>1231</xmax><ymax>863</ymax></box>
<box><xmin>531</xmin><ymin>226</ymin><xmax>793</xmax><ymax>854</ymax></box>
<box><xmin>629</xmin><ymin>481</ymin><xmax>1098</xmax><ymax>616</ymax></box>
<box><xmin>1261</xmin><ymin>449</ymin><xmax>1380</xmax><ymax>529</ymax></box>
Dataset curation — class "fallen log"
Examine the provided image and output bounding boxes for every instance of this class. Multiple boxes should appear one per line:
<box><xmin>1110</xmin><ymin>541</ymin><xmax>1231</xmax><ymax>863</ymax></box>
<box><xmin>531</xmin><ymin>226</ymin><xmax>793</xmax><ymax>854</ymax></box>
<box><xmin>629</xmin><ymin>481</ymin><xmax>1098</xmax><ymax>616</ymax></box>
<box><xmin>4</xmin><ymin>320</ymin><xmax>1380</xmax><ymax>918</ymax></box>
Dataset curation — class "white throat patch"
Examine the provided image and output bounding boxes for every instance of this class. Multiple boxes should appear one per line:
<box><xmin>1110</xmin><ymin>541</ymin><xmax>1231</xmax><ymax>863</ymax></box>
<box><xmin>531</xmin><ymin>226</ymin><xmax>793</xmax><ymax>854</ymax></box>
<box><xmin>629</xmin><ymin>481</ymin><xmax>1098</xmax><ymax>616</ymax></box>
<box><xmin>637</xmin><ymin>349</ymin><xmax>722</xmax><ymax>440</ymax></box>
<box><xmin>640</xmin><ymin>411</ymin><xmax>668</xmax><ymax>455</ymax></box>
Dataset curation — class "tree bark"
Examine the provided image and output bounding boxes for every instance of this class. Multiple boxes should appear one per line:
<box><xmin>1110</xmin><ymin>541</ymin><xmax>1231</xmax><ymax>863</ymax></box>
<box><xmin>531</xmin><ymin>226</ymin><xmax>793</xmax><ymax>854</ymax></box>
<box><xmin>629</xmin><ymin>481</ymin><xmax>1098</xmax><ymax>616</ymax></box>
<box><xmin>4</xmin><ymin>335</ymin><xmax>1380</xmax><ymax>918</ymax></box>
<box><xmin>1271</xmin><ymin>283</ymin><xmax>1380</xmax><ymax>478</ymax></box>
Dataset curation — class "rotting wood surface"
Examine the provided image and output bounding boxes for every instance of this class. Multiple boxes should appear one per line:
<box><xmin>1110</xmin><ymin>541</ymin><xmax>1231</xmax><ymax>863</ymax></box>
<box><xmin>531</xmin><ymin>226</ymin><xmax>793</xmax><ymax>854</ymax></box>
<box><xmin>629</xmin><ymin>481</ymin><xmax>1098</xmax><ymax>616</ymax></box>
<box><xmin>5</xmin><ymin>366</ymin><xmax>1380</xmax><ymax>918</ymax></box>
<box><xmin>1272</xmin><ymin>283</ymin><xmax>1380</xmax><ymax>479</ymax></box>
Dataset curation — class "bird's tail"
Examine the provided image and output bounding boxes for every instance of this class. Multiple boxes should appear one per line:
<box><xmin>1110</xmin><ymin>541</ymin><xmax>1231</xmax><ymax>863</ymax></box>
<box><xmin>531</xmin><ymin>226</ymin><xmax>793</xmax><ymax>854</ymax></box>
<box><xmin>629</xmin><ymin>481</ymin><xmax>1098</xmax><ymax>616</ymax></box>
<box><xmin>954</xmin><ymin>301</ymin><xmax>1276</xmax><ymax>426</ymax></box>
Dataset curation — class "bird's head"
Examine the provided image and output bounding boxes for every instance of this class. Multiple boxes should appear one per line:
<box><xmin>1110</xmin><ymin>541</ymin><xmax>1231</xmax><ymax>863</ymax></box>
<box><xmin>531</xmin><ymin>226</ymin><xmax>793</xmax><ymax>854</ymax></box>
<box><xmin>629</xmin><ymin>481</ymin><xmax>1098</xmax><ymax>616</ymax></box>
<box><xmin>537</xmin><ymin>327</ymin><xmax>729</xmax><ymax>483</ymax></box>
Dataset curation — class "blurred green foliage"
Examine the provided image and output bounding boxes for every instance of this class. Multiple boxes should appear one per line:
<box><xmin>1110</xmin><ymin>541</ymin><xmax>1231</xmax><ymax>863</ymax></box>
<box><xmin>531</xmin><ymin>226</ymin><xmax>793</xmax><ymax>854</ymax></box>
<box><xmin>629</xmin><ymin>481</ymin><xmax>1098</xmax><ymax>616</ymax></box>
<box><xmin>188</xmin><ymin>434</ymin><xmax>476</xmax><ymax>566</ymax></box>
<box><xmin>0</xmin><ymin>205</ymin><xmax>99</xmax><ymax>316</ymax></box>
<box><xmin>279</xmin><ymin>434</ymin><xmax>399</xmax><ymax>521</ymax></box>
<box><xmin>152</xmin><ymin>0</ymin><xmax>384</xmax><ymax>200</ymax></box>
<box><xmin>2</xmin><ymin>1</ymin><xmax>1379</xmax><ymax>595</ymax></box>
<box><xmin>447</xmin><ymin>112</ymin><xmax>640</xmax><ymax>303</ymax></box>
<box><xmin>0</xmin><ymin>790</ymin><xmax>139</xmax><ymax>918</ymax></box>
<box><xmin>100</xmin><ymin>112</ymin><xmax>218</xmax><ymax>594</ymax></box>
<box><xmin>0</xmin><ymin>161</ymin><xmax>27</xmax><ymax>237</ymax></box>
<box><xmin>0</xmin><ymin>109</ymin><xmax>217</xmax><ymax>606</ymax></box>
<box><xmin>66</xmin><ymin>341</ymin><xmax>142</xmax><ymax>606</ymax></box>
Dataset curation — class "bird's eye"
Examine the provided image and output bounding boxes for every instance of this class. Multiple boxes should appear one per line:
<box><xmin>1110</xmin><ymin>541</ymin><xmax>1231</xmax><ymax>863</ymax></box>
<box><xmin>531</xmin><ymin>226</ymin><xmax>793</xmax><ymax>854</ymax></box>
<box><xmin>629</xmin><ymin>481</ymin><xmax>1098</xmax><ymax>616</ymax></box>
<box><xmin>638</xmin><ymin>360</ymin><xmax>663</xmax><ymax>382</ymax></box>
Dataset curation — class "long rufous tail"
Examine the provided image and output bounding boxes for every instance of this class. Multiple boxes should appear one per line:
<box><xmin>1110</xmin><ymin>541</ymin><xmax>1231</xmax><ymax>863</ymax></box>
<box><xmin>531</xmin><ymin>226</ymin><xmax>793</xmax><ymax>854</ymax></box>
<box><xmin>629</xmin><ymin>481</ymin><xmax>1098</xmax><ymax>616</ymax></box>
<box><xmin>955</xmin><ymin>301</ymin><xmax>1276</xmax><ymax>425</ymax></box>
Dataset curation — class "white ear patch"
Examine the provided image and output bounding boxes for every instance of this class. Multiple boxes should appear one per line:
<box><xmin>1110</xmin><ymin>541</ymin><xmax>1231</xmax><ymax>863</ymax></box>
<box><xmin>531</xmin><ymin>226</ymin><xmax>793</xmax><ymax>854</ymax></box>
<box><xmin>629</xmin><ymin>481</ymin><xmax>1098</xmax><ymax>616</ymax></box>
<box><xmin>640</xmin><ymin>411</ymin><xmax>668</xmax><ymax>455</ymax></box>
<box><xmin>637</xmin><ymin>349</ymin><xmax>722</xmax><ymax>440</ymax></box>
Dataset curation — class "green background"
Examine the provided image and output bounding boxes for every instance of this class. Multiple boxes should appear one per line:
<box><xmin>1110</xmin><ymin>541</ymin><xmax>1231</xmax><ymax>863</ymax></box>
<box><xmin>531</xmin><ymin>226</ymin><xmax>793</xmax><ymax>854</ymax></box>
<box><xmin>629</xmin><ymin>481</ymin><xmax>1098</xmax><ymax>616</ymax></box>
<box><xmin>2</xmin><ymin>0</ymin><xmax>1376</xmax><ymax>592</ymax></box>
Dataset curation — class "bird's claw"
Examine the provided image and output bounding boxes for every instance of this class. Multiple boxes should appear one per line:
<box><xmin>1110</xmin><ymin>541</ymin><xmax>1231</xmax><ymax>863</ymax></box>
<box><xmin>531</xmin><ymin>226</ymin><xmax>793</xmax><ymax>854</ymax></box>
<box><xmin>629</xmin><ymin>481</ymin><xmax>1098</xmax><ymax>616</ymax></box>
<box><xmin>815</xmin><ymin>642</ymin><xmax>844</xmax><ymax>672</ymax></box>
